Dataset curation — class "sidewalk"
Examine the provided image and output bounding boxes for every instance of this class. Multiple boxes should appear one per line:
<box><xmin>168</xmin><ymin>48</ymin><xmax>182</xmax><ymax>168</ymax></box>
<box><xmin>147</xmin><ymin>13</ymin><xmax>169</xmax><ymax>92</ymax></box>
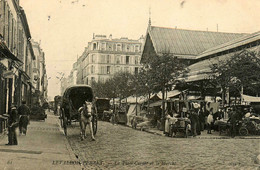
<box><xmin>0</xmin><ymin>111</ymin><xmax>81</xmax><ymax>170</ymax></box>
<box><xmin>128</xmin><ymin>124</ymin><xmax>260</xmax><ymax>139</ymax></box>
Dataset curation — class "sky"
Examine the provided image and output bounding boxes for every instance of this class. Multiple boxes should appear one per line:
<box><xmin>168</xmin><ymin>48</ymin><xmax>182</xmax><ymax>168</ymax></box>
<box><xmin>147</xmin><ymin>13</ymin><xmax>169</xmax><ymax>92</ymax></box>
<box><xmin>19</xmin><ymin>0</ymin><xmax>260</xmax><ymax>100</ymax></box>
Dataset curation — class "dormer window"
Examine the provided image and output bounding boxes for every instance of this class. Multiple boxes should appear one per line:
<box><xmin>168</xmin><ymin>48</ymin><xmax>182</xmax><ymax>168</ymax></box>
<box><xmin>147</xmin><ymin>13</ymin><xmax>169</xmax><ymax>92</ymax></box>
<box><xmin>93</xmin><ymin>43</ymin><xmax>97</xmax><ymax>50</ymax></box>
<box><xmin>117</xmin><ymin>44</ymin><xmax>121</xmax><ymax>51</ymax></box>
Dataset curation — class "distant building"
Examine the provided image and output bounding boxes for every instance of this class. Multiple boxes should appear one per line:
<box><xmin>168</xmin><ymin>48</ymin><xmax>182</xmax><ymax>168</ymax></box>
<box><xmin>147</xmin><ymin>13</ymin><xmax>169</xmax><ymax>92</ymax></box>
<box><xmin>60</xmin><ymin>77</ymin><xmax>68</xmax><ymax>96</ymax></box>
<box><xmin>31</xmin><ymin>40</ymin><xmax>48</xmax><ymax>104</ymax></box>
<box><xmin>68</xmin><ymin>61</ymin><xmax>77</xmax><ymax>86</ymax></box>
<box><xmin>76</xmin><ymin>34</ymin><xmax>144</xmax><ymax>85</ymax></box>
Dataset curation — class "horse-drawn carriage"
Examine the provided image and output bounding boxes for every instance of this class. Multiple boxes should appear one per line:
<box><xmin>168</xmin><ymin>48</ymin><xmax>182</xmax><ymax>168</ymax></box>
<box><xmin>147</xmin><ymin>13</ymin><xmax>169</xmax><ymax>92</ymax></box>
<box><xmin>59</xmin><ymin>85</ymin><xmax>97</xmax><ymax>137</ymax></box>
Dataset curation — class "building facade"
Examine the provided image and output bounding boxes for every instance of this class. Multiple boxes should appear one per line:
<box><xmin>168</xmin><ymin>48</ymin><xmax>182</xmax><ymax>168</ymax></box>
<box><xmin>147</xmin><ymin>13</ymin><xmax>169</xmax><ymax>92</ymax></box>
<box><xmin>31</xmin><ymin>40</ymin><xmax>48</xmax><ymax>104</ymax></box>
<box><xmin>0</xmin><ymin>0</ymin><xmax>43</xmax><ymax>133</ymax></box>
<box><xmin>77</xmin><ymin>34</ymin><xmax>144</xmax><ymax>85</ymax></box>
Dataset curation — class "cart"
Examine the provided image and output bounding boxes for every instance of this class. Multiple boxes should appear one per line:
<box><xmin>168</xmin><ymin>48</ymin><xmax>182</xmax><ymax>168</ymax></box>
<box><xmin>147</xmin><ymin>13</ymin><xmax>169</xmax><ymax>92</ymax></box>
<box><xmin>239</xmin><ymin>117</ymin><xmax>260</xmax><ymax>136</ymax></box>
<box><xmin>59</xmin><ymin>85</ymin><xmax>97</xmax><ymax>136</ymax></box>
<box><xmin>170</xmin><ymin>117</ymin><xmax>191</xmax><ymax>138</ymax></box>
<box><xmin>96</xmin><ymin>98</ymin><xmax>111</xmax><ymax>121</ymax></box>
<box><xmin>216</xmin><ymin>120</ymin><xmax>231</xmax><ymax>135</ymax></box>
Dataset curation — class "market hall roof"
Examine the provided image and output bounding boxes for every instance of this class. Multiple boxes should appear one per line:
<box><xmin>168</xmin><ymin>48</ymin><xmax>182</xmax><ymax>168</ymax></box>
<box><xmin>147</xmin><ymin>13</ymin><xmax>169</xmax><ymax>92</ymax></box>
<box><xmin>142</xmin><ymin>26</ymin><xmax>247</xmax><ymax>59</ymax></box>
<box><xmin>183</xmin><ymin>31</ymin><xmax>260</xmax><ymax>82</ymax></box>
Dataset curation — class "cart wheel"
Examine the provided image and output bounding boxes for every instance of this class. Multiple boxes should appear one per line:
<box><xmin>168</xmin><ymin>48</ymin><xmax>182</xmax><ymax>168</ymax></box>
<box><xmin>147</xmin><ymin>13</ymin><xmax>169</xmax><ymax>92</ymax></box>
<box><xmin>92</xmin><ymin>115</ymin><xmax>97</xmax><ymax>135</ymax></box>
<box><xmin>239</xmin><ymin>127</ymin><xmax>248</xmax><ymax>136</ymax></box>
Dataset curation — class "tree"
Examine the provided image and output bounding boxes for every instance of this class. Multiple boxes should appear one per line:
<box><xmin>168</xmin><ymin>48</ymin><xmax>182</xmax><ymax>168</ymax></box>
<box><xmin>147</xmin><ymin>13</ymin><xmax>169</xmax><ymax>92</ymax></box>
<box><xmin>210</xmin><ymin>49</ymin><xmax>260</xmax><ymax>105</ymax></box>
<box><xmin>141</xmin><ymin>52</ymin><xmax>188</xmax><ymax>130</ymax></box>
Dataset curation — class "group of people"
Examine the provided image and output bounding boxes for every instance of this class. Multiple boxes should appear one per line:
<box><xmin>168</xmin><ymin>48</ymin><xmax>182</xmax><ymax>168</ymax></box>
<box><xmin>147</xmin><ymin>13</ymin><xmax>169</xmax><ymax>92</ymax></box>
<box><xmin>6</xmin><ymin>101</ymin><xmax>31</xmax><ymax>145</ymax></box>
<box><xmin>165</xmin><ymin>104</ymin><xmax>225</xmax><ymax>137</ymax></box>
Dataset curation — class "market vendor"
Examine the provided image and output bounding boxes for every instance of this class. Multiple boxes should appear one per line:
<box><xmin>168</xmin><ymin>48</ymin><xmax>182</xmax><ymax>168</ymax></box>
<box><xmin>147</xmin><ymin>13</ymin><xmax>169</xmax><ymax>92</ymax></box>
<box><xmin>164</xmin><ymin>110</ymin><xmax>178</xmax><ymax>136</ymax></box>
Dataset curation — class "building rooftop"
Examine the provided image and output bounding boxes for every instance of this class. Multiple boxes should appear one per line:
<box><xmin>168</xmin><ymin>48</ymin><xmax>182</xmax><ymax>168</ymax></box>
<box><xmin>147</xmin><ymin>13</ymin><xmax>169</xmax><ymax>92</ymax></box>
<box><xmin>147</xmin><ymin>26</ymin><xmax>247</xmax><ymax>58</ymax></box>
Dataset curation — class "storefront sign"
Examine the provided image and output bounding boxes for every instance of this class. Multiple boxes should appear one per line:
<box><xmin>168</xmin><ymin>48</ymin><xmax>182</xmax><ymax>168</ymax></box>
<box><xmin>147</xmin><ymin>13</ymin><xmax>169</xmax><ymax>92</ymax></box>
<box><xmin>3</xmin><ymin>70</ymin><xmax>14</xmax><ymax>78</ymax></box>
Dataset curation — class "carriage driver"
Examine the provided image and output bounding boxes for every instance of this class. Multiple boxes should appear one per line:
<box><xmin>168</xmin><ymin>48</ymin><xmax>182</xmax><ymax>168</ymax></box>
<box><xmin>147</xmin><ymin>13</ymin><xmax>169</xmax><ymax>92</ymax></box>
<box><xmin>78</xmin><ymin>101</ymin><xmax>95</xmax><ymax>141</ymax></box>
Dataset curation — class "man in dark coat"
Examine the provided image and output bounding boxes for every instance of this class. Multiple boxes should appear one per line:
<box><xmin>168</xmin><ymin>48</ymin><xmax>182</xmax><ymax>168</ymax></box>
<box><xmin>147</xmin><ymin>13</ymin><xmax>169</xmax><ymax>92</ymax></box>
<box><xmin>228</xmin><ymin>108</ymin><xmax>237</xmax><ymax>138</ymax></box>
<box><xmin>18</xmin><ymin>101</ymin><xmax>31</xmax><ymax>135</ymax></box>
<box><xmin>190</xmin><ymin>109</ymin><xmax>199</xmax><ymax>137</ymax></box>
<box><xmin>6</xmin><ymin>104</ymin><xmax>19</xmax><ymax>145</ymax></box>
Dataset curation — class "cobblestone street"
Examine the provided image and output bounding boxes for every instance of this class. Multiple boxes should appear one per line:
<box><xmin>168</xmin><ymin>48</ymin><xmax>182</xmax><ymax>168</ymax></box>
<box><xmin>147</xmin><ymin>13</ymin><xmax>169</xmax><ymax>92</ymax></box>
<box><xmin>66</xmin><ymin>121</ymin><xmax>260</xmax><ymax>170</ymax></box>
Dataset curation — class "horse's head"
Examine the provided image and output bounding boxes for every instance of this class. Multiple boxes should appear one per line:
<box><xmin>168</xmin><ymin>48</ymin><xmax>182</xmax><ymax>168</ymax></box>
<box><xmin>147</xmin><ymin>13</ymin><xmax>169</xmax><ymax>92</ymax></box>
<box><xmin>84</xmin><ymin>101</ymin><xmax>93</xmax><ymax>113</ymax></box>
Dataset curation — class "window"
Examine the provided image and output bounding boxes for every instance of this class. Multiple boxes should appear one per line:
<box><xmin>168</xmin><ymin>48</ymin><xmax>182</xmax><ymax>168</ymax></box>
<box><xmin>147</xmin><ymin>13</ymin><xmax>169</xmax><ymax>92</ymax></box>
<box><xmin>106</xmin><ymin>55</ymin><xmax>110</xmax><ymax>63</ymax></box>
<box><xmin>135</xmin><ymin>45</ymin><xmax>139</xmax><ymax>52</ymax></box>
<box><xmin>91</xmin><ymin>65</ymin><xmax>95</xmax><ymax>74</ymax></box>
<box><xmin>107</xmin><ymin>66</ymin><xmax>111</xmax><ymax>74</ymax></box>
<box><xmin>126</xmin><ymin>45</ymin><xmax>130</xmax><ymax>52</ymax></box>
<box><xmin>91</xmin><ymin>77</ymin><xmax>95</xmax><ymax>83</ymax></box>
<box><xmin>116</xmin><ymin>55</ymin><xmax>120</xmax><ymax>64</ymax></box>
<box><xmin>108</xmin><ymin>44</ymin><xmax>112</xmax><ymax>51</ymax></box>
<box><xmin>101</xmin><ymin>66</ymin><xmax>106</xmax><ymax>74</ymax></box>
<box><xmin>101</xmin><ymin>43</ymin><xmax>106</xmax><ymax>50</ymax></box>
<box><xmin>135</xmin><ymin>56</ymin><xmax>139</xmax><ymax>64</ymax></box>
<box><xmin>117</xmin><ymin>44</ymin><xmax>121</xmax><ymax>51</ymax></box>
<box><xmin>91</xmin><ymin>54</ymin><xmax>95</xmax><ymax>63</ymax></box>
<box><xmin>126</xmin><ymin>56</ymin><xmax>130</xmax><ymax>64</ymax></box>
<box><xmin>93</xmin><ymin>43</ymin><xmax>97</xmax><ymax>50</ymax></box>
<box><xmin>100</xmin><ymin>55</ymin><xmax>105</xmax><ymax>63</ymax></box>
<box><xmin>121</xmin><ymin>56</ymin><xmax>124</xmax><ymax>64</ymax></box>
<box><xmin>135</xmin><ymin>67</ymin><xmax>139</xmax><ymax>75</ymax></box>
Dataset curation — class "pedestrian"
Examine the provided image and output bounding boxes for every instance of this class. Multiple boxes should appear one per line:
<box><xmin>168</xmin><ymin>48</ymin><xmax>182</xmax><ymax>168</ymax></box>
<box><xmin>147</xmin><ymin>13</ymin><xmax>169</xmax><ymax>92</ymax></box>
<box><xmin>18</xmin><ymin>100</ymin><xmax>31</xmax><ymax>135</ymax></box>
<box><xmin>6</xmin><ymin>104</ymin><xmax>19</xmax><ymax>145</ymax></box>
<box><xmin>199</xmin><ymin>107</ymin><xmax>206</xmax><ymax>131</ymax></box>
<box><xmin>207</xmin><ymin>108</ymin><xmax>214</xmax><ymax>134</ymax></box>
<box><xmin>190</xmin><ymin>109</ymin><xmax>199</xmax><ymax>137</ymax></box>
<box><xmin>228</xmin><ymin>108</ymin><xmax>237</xmax><ymax>138</ymax></box>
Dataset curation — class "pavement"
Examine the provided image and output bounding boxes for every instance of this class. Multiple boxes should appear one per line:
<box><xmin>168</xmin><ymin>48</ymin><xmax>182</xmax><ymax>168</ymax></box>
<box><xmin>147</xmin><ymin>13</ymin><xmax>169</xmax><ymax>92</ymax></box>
<box><xmin>0</xmin><ymin>112</ymin><xmax>259</xmax><ymax>170</ymax></box>
<box><xmin>0</xmin><ymin>111</ymin><xmax>81</xmax><ymax>170</ymax></box>
<box><xmin>66</xmin><ymin>121</ymin><xmax>260</xmax><ymax>170</ymax></box>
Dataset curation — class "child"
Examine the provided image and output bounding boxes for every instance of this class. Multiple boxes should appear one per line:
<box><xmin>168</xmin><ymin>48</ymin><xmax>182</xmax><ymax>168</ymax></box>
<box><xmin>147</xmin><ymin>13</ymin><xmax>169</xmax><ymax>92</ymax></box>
<box><xmin>207</xmin><ymin>109</ymin><xmax>214</xmax><ymax>134</ymax></box>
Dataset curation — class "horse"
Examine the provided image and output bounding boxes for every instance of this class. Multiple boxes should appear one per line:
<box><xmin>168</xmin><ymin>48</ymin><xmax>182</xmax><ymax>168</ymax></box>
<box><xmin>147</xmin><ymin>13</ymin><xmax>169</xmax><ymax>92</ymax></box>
<box><xmin>78</xmin><ymin>101</ymin><xmax>95</xmax><ymax>141</ymax></box>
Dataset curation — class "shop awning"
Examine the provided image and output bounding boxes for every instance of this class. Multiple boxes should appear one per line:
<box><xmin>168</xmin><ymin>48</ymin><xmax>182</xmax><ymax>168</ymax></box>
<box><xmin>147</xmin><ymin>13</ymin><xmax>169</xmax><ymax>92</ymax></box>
<box><xmin>241</xmin><ymin>94</ymin><xmax>260</xmax><ymax>102</ymax></box>
<box><xmin>149</xmin><ymin>100</ymin><xmax>162</xmax><ymax>107</ymax></box>
<box><xmin>0</xmin><ymin>40</ymin><xmax>22</xmax><ymax>63</ymax></box>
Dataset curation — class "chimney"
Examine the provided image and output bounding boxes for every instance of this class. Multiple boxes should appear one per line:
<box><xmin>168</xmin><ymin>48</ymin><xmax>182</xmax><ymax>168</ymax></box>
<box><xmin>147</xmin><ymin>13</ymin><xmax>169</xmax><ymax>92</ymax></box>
<box><xmin>109</xmin><ymin>34</ymin><xmax>112</xmax><ymax>40</ymax></box>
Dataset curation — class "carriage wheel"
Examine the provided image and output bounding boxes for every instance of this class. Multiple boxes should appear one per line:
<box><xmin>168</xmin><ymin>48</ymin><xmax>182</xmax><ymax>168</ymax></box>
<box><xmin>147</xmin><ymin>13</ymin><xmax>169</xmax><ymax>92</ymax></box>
<box><xmin>92</xmin><ymin>115</ymin><xmax>98</xmax><ymax>135</ymax></box>
<box><xmin>239</xmin><ymin>127</ymin><xmax>248</xmax><ymax>136</ymax></box>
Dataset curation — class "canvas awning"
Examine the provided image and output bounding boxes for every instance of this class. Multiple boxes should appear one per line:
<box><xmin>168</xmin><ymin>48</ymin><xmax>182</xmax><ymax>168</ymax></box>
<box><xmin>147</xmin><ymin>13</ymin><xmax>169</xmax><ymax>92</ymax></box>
<box><xmin>241</xmin><ymin>94</ymin><xmax>260</xmax><ymax>102</ymax></box>
<box><xmin>149</xmin><ymin>100</ymin><xmax>162</xmax><ymax>107</ymax></box>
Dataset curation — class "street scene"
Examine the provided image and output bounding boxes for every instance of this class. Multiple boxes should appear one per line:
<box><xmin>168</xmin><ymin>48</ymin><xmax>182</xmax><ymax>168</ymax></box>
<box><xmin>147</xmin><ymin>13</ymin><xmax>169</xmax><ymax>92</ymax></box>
<box><xmin>0</xmin><ymin>0</ymin><xmax>260</xmax><ymax>169</ymax></box>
